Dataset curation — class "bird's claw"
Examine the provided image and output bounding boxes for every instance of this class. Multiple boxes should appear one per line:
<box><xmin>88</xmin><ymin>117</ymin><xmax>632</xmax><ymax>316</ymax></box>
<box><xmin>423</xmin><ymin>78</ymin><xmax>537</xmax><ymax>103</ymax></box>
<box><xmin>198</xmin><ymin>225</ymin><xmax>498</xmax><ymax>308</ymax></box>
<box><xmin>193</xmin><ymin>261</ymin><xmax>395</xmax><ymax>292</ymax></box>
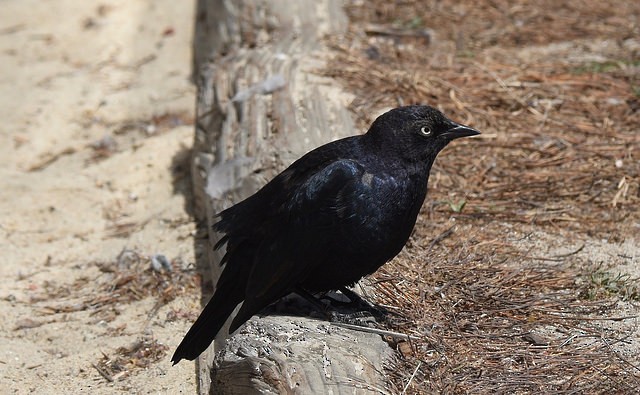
<box><xmin>327</xmin><ymin>310</ymin><xmax>378</xmax><ymax>327</ymax></box>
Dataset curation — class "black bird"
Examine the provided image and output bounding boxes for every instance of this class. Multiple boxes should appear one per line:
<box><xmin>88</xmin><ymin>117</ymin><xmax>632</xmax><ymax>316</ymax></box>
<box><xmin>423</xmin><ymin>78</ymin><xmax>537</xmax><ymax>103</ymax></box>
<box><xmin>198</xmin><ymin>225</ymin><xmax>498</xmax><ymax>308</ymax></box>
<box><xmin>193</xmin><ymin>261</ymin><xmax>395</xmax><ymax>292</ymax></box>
<box><xmin>172</xmin><ymin>105</ymin><xmax>479</xmax><ymax>364</ymax></box>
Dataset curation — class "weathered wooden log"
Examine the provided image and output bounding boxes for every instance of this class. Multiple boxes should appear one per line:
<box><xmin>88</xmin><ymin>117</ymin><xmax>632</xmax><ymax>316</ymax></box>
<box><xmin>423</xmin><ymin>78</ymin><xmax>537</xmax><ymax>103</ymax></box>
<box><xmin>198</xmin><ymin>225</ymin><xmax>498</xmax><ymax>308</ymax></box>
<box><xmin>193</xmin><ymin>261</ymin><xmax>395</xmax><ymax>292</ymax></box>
<box><xmin>191</xmin><ymin>0</ymin><xmax>392</xmax><ymax>393</ymax></box>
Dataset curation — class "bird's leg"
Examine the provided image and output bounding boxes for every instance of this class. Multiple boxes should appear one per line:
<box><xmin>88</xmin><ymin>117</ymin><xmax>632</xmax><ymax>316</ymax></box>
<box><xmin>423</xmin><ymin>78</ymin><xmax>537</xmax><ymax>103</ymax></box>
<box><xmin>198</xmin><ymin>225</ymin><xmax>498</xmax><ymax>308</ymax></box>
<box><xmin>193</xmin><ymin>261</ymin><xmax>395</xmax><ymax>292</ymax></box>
<box><xmin>294</xmin><ymin>287</ymin><xmax>330</xmax><ymax>312</ymax></box>
<box><xmin>294</xmin><ymin>287</ymin><xmax>393</xmax><ymax>327</ymax></box>
<box><xmin>319</xmin><ymin>287</ymin><xmax>378</xmax><ymax>310</ymax></box>
<box><xmin>338</xmin><ymin>287</ymin><xmax>391</xmax><ymax>320</ymax></box>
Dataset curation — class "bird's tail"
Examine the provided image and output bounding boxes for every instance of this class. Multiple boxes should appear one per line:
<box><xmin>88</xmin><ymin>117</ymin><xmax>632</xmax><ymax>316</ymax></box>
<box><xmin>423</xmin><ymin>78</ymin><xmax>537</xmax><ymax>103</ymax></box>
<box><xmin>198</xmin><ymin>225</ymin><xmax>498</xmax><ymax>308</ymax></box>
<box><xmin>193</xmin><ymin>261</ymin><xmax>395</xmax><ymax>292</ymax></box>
<box><xmin>171</xmin><ymin>283</ymin><xmax>243</xmax><ymax>364</ymax></box>
<box><xmin>172</xmin><ymin>236</ymin><xmax>254</xmax><ymax>365</ymax></box>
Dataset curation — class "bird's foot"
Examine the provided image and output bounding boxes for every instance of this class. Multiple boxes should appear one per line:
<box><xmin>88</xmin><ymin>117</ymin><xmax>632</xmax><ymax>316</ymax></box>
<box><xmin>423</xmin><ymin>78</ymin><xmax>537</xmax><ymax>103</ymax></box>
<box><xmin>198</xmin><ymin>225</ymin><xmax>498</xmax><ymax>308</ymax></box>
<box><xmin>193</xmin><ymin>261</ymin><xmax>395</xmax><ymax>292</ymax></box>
<box><xmin>333</xmin><ymin>287</ymin><xmax>398</xmax><ymax>320</ymax></box>
<box><xmin>327</xmin><ymin>310</ymin><xmax>378</xmax><ymax>327</ymax></box>
<box><xmin>294</xmin><ymin>286</ymin><xmax>399</xmax><ymax>324</ymax></box>
<box><xmin>322</xmin><ymin>295</ymin><xmax>389</xmax><ymax>320</ymax></box>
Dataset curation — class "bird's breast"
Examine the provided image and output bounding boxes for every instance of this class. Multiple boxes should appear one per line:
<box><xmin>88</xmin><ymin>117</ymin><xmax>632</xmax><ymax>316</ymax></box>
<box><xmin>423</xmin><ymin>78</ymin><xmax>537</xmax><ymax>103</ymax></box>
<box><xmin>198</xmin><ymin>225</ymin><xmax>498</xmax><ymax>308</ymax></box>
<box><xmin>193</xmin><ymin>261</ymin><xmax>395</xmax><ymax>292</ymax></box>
<box><xmin>351</xmin><ymin>172</ymin><xmax>427</xmax><ymax>247</ymax></box>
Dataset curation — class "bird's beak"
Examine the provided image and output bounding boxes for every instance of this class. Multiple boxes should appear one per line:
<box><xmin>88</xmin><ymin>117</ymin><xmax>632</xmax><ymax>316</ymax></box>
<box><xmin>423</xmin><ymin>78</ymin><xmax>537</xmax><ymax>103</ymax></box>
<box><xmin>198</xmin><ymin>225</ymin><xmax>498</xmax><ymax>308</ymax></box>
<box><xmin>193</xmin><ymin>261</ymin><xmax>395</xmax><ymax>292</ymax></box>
<box><xmin>440</xmin><ymin>122</ymin><xmax>481</xmax><ymax>140</ymax></box>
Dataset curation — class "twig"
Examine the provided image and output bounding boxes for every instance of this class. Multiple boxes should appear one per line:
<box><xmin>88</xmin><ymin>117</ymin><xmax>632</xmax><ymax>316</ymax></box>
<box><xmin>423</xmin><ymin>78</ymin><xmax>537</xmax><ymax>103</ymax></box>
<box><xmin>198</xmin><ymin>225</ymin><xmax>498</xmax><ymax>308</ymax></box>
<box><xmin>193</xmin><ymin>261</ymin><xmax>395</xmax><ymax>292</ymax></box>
<box><xmin>553</xmin><ymin>243</ymin><xmax>586</xmax><ymax>258</ymax></box>
<box><xmin>600</xmin><ymin>333</ymin><xmax>640</xmax><ymax>373</ymax></box>
<box><xmin>428</xmin><ymin>225</ymin><xmax>455</xmax><ymax>250</ymax></box>
<box><xmin>92</xmin><ymin>363</ymin><xmax>114</xmax><ymax>383</ymax></box>
<box><xmin>544</xmin><ymin>313</ymin><xmax>639</xmax><ymax>321</ymax></box>
<box><xmin>401</xmin><ymin>361</ymin><xmax>422</xmax><ymax>394</ymax></box>
<box><xmin>331</xmin><ymin>322</ymin><xmax>421</xmax><ymax>341</ymax></box>
<box><xmin>364</xmin><ymin>24</ymin><xmax>431</xmax><ymax>40</ymax></box>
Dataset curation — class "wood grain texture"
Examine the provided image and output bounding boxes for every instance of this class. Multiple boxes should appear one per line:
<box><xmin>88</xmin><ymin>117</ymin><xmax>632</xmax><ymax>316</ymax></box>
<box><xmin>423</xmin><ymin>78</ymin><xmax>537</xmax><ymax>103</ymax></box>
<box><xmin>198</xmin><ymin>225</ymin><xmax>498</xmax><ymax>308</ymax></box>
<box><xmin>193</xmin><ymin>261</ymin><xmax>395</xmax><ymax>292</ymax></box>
<box><xmin>191</xmin><ymin>1</ymin><xmax>391</xmax><ymax>393</ymax></box>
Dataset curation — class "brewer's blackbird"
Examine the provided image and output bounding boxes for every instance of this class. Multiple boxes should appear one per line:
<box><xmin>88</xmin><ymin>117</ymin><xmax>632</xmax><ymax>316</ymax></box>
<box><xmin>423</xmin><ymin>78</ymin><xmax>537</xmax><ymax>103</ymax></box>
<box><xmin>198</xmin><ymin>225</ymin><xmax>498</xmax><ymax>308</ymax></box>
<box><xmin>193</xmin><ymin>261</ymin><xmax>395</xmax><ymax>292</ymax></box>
<box><xmin>172</xmin><ymin>105</ymin><xmax>479</xmax><ymax>364</ymax></box>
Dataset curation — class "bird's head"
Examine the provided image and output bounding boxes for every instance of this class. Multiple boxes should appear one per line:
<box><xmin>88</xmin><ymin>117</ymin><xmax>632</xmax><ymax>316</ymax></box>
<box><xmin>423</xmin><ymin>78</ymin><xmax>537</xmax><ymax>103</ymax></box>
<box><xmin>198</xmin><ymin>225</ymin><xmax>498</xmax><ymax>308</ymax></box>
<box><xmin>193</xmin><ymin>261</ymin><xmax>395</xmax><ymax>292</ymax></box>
<box><xmin>365</xmin><ymin>105</ymin><xmax>480</xmax><ymax>162</ymax></box>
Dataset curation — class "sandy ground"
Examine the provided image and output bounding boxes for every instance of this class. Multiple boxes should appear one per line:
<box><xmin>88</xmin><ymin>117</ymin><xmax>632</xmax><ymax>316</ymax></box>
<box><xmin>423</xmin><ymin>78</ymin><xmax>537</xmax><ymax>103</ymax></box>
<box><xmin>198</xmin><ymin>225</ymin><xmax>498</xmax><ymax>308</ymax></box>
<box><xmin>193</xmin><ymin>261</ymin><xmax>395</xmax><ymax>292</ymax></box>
<box><xmin>0</xmin><ymin>1</ymin><xmax>199</xmax><ymax>393</ymax></box>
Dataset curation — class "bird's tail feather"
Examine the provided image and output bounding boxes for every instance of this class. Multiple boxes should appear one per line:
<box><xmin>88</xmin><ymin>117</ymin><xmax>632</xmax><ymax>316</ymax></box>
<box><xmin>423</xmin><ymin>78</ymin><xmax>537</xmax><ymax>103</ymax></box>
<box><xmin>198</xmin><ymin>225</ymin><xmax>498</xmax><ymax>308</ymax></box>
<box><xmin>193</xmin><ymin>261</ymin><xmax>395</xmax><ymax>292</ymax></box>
<box><xmin>171</xmin><ymin>285</ymin><xmax>243</xmax><ymax>364</ymax></box>
<box><xmin>172</xmin><ymin>239</ymin><xmax>254</xmax><ymax>364</ymax></box>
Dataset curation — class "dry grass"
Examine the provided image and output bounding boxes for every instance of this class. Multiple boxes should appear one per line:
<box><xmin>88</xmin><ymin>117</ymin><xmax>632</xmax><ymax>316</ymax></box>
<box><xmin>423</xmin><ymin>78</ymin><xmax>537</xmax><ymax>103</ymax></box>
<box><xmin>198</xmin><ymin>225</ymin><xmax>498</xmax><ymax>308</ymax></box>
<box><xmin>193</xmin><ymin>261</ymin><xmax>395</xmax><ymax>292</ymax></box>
<box><xmin>373</xmin><ymin>231</ymin><xmax>640</xmax><ymax>393</ymax></box>
<box><xmin>33</xmin><ymin>249</ymin><xmax>198</xmax><ymax>323</ymax></box>
<box><xmin>327</xmin><ymin>0</ymin><xmax>640</xmax><ymax>392</ymax></box>
<box><xmin>27</xmin><ymin>248</ymin><xmax>199</xmax><ymax>380</ymax></box>
<box><xmin>93</xmin><ymin>337</ymin><xmax>169</xmax><ymax>382</ymax></box>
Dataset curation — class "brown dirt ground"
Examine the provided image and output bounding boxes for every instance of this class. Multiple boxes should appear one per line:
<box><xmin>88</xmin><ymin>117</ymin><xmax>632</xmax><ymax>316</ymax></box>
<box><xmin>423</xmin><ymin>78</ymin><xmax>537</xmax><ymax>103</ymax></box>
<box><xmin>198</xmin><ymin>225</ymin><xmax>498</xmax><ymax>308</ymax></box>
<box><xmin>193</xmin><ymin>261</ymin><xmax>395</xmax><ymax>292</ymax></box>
<box><xmin>329</xmin><ymin>0</ymin><xmax>640</xmax><ymax>393</ymax></box>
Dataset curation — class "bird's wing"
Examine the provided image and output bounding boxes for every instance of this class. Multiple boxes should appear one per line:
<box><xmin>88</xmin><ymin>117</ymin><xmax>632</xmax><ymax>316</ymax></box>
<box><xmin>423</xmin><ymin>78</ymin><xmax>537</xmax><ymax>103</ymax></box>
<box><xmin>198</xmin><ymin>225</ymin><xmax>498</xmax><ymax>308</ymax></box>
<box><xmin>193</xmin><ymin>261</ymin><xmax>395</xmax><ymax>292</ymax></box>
<box><xmin>228</xmin><ymin>159</ymin><xmax>371</xmax><ymax>331</ymax></box>
<box><xmin>213</xmin><ymin>139</ymin><xmax>358</xmax><ymax>261</ymax></box>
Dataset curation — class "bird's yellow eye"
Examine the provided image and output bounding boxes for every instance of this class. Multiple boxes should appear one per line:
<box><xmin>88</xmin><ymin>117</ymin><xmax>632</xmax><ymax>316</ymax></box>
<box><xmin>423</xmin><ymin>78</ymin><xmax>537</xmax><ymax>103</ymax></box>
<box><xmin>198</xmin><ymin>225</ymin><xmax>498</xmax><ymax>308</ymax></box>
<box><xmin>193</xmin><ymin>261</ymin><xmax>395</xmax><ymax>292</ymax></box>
<box><xmin>419</xmin><ymin>126</ymin><xmax>432</xmax><ymax>136</ymax></box>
